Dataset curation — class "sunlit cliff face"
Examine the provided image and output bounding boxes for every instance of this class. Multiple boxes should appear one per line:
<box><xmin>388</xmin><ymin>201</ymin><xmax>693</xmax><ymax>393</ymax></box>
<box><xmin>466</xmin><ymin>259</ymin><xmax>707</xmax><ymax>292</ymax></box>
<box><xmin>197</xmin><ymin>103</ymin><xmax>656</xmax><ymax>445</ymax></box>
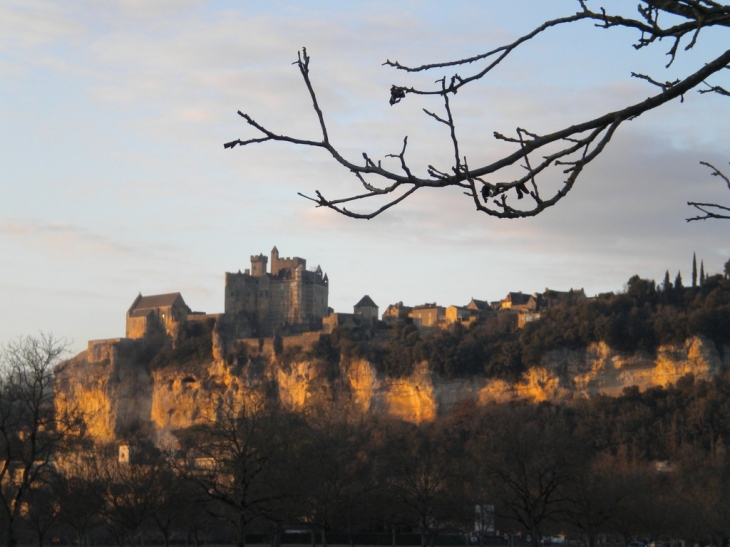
<box><xmin>56</xmin><ymin>336</ymin><xmax>726</xmax><ymax>445</ymax></box>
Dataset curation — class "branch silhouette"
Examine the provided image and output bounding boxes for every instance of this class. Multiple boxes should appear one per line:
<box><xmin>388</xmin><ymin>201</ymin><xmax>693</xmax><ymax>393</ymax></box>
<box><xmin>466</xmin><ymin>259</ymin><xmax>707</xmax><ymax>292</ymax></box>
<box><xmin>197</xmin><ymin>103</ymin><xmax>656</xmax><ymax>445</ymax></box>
<box><xmin>226</xmin><ymin>1</ymin><xmax>730</xmax><ymax>220</ymax></box>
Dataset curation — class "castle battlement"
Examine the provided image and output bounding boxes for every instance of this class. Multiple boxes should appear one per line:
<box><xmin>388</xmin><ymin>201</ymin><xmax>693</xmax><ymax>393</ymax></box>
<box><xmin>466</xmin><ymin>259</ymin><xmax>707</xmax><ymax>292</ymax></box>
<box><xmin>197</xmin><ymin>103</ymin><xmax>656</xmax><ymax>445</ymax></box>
<box><xmin>225</xmin><ymin>246</ymin><xmax>328</xmax><ymax>337</ymax></box>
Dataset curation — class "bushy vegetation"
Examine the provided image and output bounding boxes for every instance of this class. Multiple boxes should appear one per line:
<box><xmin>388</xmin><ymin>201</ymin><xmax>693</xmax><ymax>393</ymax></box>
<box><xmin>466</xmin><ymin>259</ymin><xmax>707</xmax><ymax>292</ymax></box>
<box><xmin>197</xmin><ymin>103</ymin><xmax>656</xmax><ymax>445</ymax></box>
<box><xmin>148</xmin><ymin>318</ymin><xmax>216</xmax><ymax>370</ymax></box>
<box><xmin>309</xmin><ymin>274</ymin><xmax>730</xmax><ymax>381</ymax></box>
<box><xmin>520</xmin><ymin>274</ymin><xmax>730</xmax><ymax>365</ymax></box>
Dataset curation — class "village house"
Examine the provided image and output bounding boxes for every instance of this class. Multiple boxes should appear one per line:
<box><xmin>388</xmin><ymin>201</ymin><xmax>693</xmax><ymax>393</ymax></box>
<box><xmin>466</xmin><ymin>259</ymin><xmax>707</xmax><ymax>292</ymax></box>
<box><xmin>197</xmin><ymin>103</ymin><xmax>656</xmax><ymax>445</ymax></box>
<box><xmin>126</xmin><ymin>292</ymin><xmax>192</xmax><ymax>339</ymax></box>
<box><xmin>354</xmin><ymin>295</ymin><xmax>379</xmax><ymax>324</ymax></box>
<box><xmin>382</xmin><ymin>301</ymin><xmax>413</xmax><ymax>324</ymax></box>
<box><xmin>323</xmin><ymin>295</ymin><xmax>379</xmax><ymax>332</ymax></box>
<box><xmin>409</xmin><ymin>303</ymin><xmax>445</xmax><ymax>327</ymax></box>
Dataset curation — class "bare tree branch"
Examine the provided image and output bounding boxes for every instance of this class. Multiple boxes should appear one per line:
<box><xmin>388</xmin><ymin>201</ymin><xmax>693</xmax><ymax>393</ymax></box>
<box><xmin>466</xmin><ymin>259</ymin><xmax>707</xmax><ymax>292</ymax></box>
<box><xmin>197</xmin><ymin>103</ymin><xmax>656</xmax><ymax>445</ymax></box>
<box><xmin>226</xmin><ymin>1</ymin><xmax>730</xmax><ymax>220</ymax></box>
<box><xmin>687</xmin><ymin>162</ymin><xmax>730</xmax><ymax>221</ymax></box>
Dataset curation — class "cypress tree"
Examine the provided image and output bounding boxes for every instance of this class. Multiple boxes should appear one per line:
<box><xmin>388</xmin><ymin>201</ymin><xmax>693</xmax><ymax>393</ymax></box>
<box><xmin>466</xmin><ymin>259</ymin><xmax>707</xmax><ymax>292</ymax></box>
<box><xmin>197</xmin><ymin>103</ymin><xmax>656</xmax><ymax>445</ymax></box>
<box><xmin>700</xmin><ymin>260</ymin><xmax>705</xmax><ymax>286</ymax></box>
<box><xmin>663</xmin><ymin>270</ymin><xmax>672</xmax><ymax>291</ymax></box>
<box><xmin>675</xmin><ymin>271</ymin><xmax>684</xmax><ymax>290</ymax></box>
<box><xmin>692</xmin><ymin>253</ymin><xmax>698</xmax><ymax>287</ymax></box>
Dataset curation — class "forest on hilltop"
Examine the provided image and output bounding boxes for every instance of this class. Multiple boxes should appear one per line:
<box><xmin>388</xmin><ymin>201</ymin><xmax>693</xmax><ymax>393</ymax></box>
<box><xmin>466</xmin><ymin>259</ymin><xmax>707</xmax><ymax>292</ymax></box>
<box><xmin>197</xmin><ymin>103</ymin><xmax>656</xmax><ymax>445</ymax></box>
<box><xmin>136</xmin><ymin>272</ymin><xmax>730</xmax><ymax>383</ymax></box>
<box><xmin>309</xmin><ymin>273</ymin><xmax>730</xmax><ymax>381</ymax></box>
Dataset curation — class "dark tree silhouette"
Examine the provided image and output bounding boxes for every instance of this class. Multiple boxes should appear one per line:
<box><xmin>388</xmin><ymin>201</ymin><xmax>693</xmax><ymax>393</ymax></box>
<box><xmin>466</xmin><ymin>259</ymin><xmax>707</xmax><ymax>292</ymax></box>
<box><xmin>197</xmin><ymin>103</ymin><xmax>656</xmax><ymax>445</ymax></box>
<box><xmin>226</xmin><ymin>1</ymin><xmax>730</xmax><ymax>220</ymax></box>
<box><xmin>175</xmin><ymin>393</ymin><xmax>303</xmax><ymax>547</ymax></box>
<box><xmin>0</xmin><ymin>335</ymin><xmax>84</xmax><ymax>547</ymax></box>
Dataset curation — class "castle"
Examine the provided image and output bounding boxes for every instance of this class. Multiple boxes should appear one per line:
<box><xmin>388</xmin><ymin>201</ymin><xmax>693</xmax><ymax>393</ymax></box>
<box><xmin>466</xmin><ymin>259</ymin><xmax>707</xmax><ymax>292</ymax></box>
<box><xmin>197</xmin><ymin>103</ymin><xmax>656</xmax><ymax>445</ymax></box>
<box><xmin>123</xmin><ymin>245</ymin><xmax>589</xmax><ymax>346</ymax></box>
<box><xmin>224</xmin><ymin>246</ymin><xmax>329</xmax><ymax>336</ymax></box>
<box><xmin>125</xmin><ymin>247</ymin><xmax>329</xmax><ymax>341</ymax></box>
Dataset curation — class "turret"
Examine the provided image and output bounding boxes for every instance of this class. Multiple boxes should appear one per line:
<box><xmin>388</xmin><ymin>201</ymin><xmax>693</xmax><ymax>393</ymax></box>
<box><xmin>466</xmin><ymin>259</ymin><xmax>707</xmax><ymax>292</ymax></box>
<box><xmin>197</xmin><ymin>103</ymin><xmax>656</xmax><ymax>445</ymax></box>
<box><xmin>271</xmin><ymin>246</ymin><xmax>279</xmax><ymax>274</ymax></box>
<box><xmin>250</xmin><ymin>254</ymin><xmax>268</xmax><ymax>276</ymax></box>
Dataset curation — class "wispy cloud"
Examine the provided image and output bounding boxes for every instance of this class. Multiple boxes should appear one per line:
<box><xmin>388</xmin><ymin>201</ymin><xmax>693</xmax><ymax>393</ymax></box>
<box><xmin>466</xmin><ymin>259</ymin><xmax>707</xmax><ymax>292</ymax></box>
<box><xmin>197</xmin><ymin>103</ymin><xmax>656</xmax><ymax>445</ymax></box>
<box><xmin>0</xmin><ymin>219</ymin><xmax>133</xmax><ymax>257</ymax></box>
<box><xmin>0</xmin><ymin>1</ymin><xmax>87</xmax><ymax>50</ymax></box>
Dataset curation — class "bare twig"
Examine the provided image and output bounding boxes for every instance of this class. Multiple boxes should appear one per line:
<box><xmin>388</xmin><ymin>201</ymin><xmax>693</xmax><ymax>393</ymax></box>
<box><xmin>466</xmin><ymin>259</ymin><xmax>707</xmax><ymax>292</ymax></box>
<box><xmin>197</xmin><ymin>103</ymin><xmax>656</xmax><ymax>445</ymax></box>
<box><xmin>687</xmin><ymin>162</ymin><xmax>730</xmax><ymax>221</ymax></box>
<box><xmin>226</xmin><ymin>1</ymin><xmax>730</xmax><ymax>220</ymax></box>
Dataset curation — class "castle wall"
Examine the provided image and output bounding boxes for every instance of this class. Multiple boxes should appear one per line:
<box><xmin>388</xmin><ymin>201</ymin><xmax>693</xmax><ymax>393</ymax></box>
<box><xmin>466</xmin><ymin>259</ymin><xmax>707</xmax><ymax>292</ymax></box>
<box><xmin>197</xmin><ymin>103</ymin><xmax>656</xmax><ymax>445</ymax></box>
<box><xmin>271</xmin><ymin>255</ymin><xmax>306</xmax><ymax>275</ymax></box>
<box><xmin>225</xmin><ymin>272</ymin><xmax>255</xmax><ymax>314</ymax></box>
<box><xmin>225</xmin><ymin>250</ymin><xmax>328</xmax><ymax>337</ymax></box>
<box><xmin>307</xmin><ymin>275</ymin><xmax>329</xmax><ymax>319</ymax></box>
<box><xmin>189</xmin><ymin>313</ymin><xmax>220</xmax><ymax>322</ymax></box>
<box><xmin>87</xmin><ymin>338</ymin><xmax>125</xmax><ymax>363</ymax></box>
<box><xmin>164</xmin><ymin>299</ymin><xmax>189</xmax><ymax>337</ymax></box>
<box><xmin>238</xmin><ymin>331</ymin><xmax>323</xmax><ymax>357</ymax></box>
<box><xmin>126</xmin><ymin>316</ymin><xmax>148</xmax><ymax>339</ymax></box>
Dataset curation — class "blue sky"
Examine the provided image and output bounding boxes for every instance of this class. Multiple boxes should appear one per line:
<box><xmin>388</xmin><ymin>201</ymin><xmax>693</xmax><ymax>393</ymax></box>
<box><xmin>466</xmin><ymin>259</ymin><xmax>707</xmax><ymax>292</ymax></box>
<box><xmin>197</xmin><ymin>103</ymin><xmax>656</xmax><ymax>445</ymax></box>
<box><xmin>2</xmin><ymin>1</ymin><xmax>728</xmax><ymax>354</ymax></box>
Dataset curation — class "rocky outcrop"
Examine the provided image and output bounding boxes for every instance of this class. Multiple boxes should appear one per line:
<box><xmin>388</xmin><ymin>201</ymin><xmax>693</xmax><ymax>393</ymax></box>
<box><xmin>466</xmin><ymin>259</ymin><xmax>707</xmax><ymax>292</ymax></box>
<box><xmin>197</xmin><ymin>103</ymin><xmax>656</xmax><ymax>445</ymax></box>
<box><xmin>57</xmin><ymin>336</ymin><xmax>726</xmax><ymax>445</ymax></box>
<box><xmin>57</xmin><ymin>339</ymin><xmax>154</xmax><ymax>442</ymax></box>
<box><xmin>538</xmin><ymin>336</ymin><xmax>724</xmax><ymax>397</ymax></box>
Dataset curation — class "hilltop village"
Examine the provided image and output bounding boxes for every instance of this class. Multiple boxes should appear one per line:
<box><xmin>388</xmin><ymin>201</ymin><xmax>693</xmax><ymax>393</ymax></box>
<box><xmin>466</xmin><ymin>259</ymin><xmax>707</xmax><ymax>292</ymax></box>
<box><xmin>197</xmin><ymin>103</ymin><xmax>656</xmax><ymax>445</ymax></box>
<box><xmin>120</xmin><ymin>245</ymin><xmax>586</xmax><ymax>348</ymax></box>
<box><xmin>65</xmin><ymin>246</ymin><xmax>729</xmax><ymax>445</ymax></box>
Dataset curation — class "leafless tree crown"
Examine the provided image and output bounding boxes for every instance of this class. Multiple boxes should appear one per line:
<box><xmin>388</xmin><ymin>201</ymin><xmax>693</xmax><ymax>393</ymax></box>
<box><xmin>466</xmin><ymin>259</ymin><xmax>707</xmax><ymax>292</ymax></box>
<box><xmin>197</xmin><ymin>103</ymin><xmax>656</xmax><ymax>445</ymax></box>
<box><xmin>225</xmin><ymin>1</ymin><xmax>730</xmax><ymax>220</ymax></box>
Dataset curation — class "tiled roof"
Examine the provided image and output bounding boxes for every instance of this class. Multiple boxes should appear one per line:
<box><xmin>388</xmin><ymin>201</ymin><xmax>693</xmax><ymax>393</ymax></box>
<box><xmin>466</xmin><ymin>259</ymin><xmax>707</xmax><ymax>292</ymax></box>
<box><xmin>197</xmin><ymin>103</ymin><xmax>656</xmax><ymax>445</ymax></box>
<box><xmin>132</xmin><ymin>293</ymin><xmax>182</xmax><ymax>311</ymax></box>
<box><xmin>468</xmin><ymin>298</ymin><xmax>488</xmax><ymax>310</ymax></box>
<box><xmin>355</xmin><ymin>295</ymin><xmax>378</xmax><ymax>308</ymax></box>
<box><xmin>506</xmin><ymin>292</ymin><xmax>531</xmax><ymax>305</ymax></box>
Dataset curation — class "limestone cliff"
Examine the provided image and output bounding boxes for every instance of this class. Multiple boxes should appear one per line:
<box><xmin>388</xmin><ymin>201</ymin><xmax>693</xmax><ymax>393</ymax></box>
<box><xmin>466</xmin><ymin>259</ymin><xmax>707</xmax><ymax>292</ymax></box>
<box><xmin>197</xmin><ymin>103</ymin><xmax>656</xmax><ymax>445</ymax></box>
<box><xmin>57</xmin><ymin>339</ymin><xmax>154</xmax><ymax>442</ymax></box>
<box><xmin>57</xmin><ymin>335</ymin><xmax>727</xmax><ymax>445</ymax></box>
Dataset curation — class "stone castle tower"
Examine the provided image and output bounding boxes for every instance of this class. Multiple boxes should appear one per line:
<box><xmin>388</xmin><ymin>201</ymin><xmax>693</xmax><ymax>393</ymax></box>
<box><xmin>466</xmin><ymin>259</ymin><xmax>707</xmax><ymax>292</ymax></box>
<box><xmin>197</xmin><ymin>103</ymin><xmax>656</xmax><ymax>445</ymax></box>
<box><xmin>224</xmin><ymin>246</ymin><xmax>329</xmax><ymax>336</ymax></box>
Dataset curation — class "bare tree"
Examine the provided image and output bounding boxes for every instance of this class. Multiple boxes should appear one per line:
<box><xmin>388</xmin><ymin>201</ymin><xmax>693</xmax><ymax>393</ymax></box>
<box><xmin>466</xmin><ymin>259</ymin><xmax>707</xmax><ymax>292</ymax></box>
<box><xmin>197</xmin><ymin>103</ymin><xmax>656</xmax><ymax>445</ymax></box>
<box><xmin>19</xmin><ymin>476</ymin><xmax>62</xmax><ymax>547</ymax></box>
<box><xmin>471</xmin><ymin>404</ymin><xmax>586</xmax><ymax>547</ymax></box>
<box><xmin>292</xmin><ymin>418</ymin><xmax>372</xmax><ymax>547</ymax></box>
<box><xmin>373</xmin><ymin>420</ymin><xmax>468</xmax><ymax>547</ymax></box>
<box><xmin>92</xmin><ymin>454</ymin><xmax>165</xmax><ymax>547</ymax></box>
<box><xmin>175</xmin><ymin>392</ymin><xmax>303</xmax><ymax>547</ymax></box>
<box><xmin>54</xmin><ymin>469</ymin><xmax>105</xmax><ymax>547</ymax></box>
<box><xmin>226</xmin><ymin>1</ymin><xmax>729</xmax><ymax>220</ymax></box>
<box><xmin>0</xmin><ymin>334</ymin><xmax>83</xmax><ymax>547</ymax></box>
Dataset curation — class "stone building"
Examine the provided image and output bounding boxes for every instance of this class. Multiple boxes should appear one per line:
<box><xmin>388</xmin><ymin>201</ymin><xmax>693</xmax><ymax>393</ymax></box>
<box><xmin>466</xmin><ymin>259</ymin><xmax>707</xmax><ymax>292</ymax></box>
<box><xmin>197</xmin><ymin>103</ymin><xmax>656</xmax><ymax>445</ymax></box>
<box><xmin>126</xmin><ymin>293</ymin><xmax>191</xmax><ymax>339</ymax></box>
<box><xmin>354</xmin><ymin>295</ymin><xmax>378</xmax><ymax>324</ymax></box>
<box><xmin>322</xmin><ymin>296</ymin><xmax>379</xmax><ymax>333</ymax></box>
<box><xmin>382</xmin><ymin>302</ymin><xmax>412</xmax><ymax>324</ymax></box>
<box><xmin>500</xmin><ymin>291</ymin><xmax>532</xmax><ymax>310</ymax></box>
<box><xmin>224</xmin><ymin>246</ymin><xmax>329</xmax><ymax>336</ymax></box>
<box><xmin>409</xmin><ymin>303</ymin><xmax>445</xmax><ymax>328</ymax></box>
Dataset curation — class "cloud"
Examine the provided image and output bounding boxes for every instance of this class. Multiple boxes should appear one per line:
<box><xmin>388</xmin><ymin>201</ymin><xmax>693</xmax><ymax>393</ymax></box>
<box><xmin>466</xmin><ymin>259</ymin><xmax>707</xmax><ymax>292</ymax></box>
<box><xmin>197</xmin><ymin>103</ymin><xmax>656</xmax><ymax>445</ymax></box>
<box><xmin>0</xmin><ymin>219</ymin><xmax>134</xmax><ymax>257</ymax></box>
<box><xmin>0</xmin><ymin>1</ymin><xmax>87</xmax><ymax>50</ymax></box>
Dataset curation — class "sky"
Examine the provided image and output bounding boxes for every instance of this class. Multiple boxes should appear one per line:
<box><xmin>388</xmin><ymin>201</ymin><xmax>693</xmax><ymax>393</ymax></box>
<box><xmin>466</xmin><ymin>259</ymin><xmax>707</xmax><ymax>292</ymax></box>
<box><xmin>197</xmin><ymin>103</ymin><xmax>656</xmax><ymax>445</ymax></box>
<box><xmin>1</xmin><ymin>1</ymin><xmax>729</xmax><ymax>354</ymax></box>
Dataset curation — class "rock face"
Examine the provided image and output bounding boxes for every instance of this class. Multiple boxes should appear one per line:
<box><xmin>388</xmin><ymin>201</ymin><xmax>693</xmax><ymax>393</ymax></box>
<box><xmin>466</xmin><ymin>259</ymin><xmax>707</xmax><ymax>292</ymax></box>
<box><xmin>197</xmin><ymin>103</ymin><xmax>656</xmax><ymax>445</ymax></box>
<box><xmin>57</xmin><ymin>336</ymin><xmax>727</xmax><ymax>445</ymax></box>
<box><xmin>57</xmin><ymin>339</ymin><xmax>154</xmax><ymax>442</ymax></box>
